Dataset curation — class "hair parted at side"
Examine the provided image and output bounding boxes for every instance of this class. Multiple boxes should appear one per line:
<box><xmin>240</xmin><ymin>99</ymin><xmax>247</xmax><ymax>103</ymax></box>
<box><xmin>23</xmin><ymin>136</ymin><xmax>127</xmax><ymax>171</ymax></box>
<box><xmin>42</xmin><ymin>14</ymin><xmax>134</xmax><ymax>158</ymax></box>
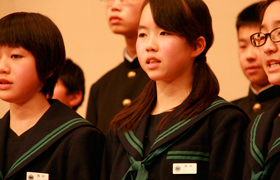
<box><xmin>110</xmin><ymin>0</ymin><xmax>219</xmax><ymax>132</ymax></box>
<box><xmin>0</xmin><ymin>12</ymin><xmax>65</xmax><ymax>97</ymax></box>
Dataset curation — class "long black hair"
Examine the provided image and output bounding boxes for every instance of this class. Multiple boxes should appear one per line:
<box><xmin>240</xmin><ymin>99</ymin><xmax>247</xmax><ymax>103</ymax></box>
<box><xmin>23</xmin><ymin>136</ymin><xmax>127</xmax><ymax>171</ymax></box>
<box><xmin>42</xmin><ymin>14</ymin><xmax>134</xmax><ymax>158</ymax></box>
<box><xmin>111</xmin><ymin>0</ymin><xmax>219</xmax><ymax>132</ymax></box>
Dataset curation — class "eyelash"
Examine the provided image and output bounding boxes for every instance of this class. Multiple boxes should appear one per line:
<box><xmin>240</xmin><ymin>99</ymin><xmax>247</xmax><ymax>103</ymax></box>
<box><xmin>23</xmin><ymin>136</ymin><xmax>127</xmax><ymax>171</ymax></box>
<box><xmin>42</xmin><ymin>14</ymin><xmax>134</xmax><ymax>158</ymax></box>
<box><xmin>138</xmin><ymin>33</ymin><xmax>146</xmax><ymax>38</ymax></box>
<box><xmin>11</xmin><ymin>54</ymin><xmax>23</xmax><ymax>59</ymax></box>
<box><xmin>160</xmin><ymin>32</ymin><xmax>170</xmax><ymax>35</ymax></box>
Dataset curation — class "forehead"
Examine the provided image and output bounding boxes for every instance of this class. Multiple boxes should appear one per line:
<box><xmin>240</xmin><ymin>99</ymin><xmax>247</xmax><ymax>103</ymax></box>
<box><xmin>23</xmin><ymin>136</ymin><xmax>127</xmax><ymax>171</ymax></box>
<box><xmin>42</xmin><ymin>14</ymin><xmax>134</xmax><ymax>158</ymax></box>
<box><xmin>238</xmin><ymin>25</ymin><xmax>259</xmax><ymax>36</ymax></box>
<box><xmin>261</xmin><ymin>1</ymin><xmax>280</xmax><ymax>31</ymax></box>
<box><xmin>139</xmin><ymin>4</ymin><xmax>153</xmax><ymax>24</ymax></box>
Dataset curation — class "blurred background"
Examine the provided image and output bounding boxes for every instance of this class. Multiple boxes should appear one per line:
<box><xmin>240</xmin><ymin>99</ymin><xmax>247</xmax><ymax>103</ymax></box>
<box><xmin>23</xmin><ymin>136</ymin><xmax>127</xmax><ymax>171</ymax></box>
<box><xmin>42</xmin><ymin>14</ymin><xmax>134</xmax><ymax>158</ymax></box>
<box><xmin>0</xmin><ymin>0</ymin><xmax>258</xmax><ymax>118</ymax></box>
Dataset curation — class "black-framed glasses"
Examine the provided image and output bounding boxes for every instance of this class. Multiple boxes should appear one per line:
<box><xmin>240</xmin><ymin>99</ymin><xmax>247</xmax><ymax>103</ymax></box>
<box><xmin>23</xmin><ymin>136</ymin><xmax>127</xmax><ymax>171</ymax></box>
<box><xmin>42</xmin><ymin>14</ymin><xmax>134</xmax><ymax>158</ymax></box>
<box><xmin>250</xmin><ymin>27</ymin><xmax>280</xmax><ymax>47</ymax></box>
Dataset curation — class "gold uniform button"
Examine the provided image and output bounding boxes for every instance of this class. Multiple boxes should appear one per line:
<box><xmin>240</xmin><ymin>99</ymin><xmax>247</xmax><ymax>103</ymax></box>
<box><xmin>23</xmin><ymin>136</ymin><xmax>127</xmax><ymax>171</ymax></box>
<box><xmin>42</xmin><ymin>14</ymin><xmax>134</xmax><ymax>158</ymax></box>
<box><xmin>127</xmin><ymin>71</ymin><xmax>136</xmax><ymax>78</ymax></box>
<box><xmin>252</xmin><ymin>103</ymin><xmax>262</xmax><ymax>112</ymax></box>
<box><xmin>122</xmin><ymin>98</ymin><xmax>131</xmax><ymax>107</ymax></box>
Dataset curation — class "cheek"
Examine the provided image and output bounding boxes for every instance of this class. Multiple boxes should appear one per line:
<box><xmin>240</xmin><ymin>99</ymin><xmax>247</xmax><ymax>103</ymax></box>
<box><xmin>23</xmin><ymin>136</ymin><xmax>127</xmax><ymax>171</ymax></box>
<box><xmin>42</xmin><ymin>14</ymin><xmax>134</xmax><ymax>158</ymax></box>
<box><xmin>259</xmin><ymin>48</ymin><xmax>266</xmax><ymax>67</ymax></box>
<box><xmin>136</xmin><ymin>42</ymin><xmax>145</xmax><ymax>66</ymax></box>
<box><xmin>53</xmin><ymin>83</ymin><xmax>66</xmax><ymax>97</ymax></box>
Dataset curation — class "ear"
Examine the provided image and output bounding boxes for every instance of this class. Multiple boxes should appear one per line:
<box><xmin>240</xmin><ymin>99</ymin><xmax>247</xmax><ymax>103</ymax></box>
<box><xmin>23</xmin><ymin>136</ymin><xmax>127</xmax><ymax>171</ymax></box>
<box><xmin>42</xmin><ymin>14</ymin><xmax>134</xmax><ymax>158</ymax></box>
<box><xmin>191</xmin><ymin>36</ymin><xmax>206</xmax><ymax>58</ymax></box>
<box><xmin>68</xmin><ymin>90</ymin><xmax>83</xmax><ymax>109</ymax></box>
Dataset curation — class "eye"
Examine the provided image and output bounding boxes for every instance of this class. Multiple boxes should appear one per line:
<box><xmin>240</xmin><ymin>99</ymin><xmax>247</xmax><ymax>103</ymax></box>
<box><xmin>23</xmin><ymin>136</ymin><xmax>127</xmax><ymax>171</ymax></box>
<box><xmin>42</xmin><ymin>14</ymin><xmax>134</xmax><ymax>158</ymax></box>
<box><xmin>160</xmin><ymin>31</ymin><xmax>171</xmax><ymax>35</ymax></box>
<box><xmin>138</xmin><ymin>33</ymin><xmax>146</xmax><ymax>38</ymax></box>
<box><xmin>11</xmin><ymin>54</ymin><xmax>23</xmax><ymax>59</ymax></box>
<box><xmin>239</xmin><ymin>45</ymin><xmax>246</xmax><ymax>49</ymax></box>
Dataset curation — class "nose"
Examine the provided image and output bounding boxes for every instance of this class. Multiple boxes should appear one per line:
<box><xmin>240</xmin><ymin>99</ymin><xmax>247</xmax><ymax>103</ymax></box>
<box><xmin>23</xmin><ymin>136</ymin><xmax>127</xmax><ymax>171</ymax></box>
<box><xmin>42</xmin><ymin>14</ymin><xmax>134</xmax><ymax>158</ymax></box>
<box><xmin>0</xmin><ymin>56</ymin><xmax>10</xmax><ymax>74</ymax></box>
<box><xmin>109</xmin><ymin>0</ymin><xmax>122</xmax><ymax>10</ymax></box>
<box><xmin>145</xmin><ymin>36</ymin><xmax>158</xmax><ymax>52</ymax></box>
<box><xmin>246</xmin><ymin>45</ymin><xmax>258</xmax><ymax>62</ymax></box>
<box><xmin>262</xmin><ymin>36</ymin><xmax>278</xmax><ymax>55</ymax></box>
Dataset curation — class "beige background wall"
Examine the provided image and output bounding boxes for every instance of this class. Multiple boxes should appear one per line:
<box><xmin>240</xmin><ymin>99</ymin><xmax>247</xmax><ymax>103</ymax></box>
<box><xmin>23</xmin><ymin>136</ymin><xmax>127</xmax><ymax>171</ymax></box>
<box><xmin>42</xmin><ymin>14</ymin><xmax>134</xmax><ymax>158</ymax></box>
<box><xmin>0</xmin><ymin>0</ymin><xmax>258</xmax><ymax>118</ymax></box>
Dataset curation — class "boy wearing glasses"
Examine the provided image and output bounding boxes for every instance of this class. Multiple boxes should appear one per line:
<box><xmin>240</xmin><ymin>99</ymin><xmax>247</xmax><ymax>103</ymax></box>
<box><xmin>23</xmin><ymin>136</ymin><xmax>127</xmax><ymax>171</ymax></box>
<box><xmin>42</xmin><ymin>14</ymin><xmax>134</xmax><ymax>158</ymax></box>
<box><xmin>231</xmin><ymin>2</ymin><xmax>280</xmax><ymax>121</ymax></box>
<box><xmin>86</xmin><ymin>0</ymin><xmax>150</xmax><ymax>134</ymax></box>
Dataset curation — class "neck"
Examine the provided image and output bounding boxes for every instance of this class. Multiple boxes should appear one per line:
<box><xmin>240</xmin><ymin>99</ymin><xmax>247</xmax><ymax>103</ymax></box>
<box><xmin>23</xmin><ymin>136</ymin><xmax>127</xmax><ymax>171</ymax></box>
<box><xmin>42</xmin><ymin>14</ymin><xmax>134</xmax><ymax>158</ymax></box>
<box><xmin>152</xmin><ymin>81</ymin><xmax>192</xmax><ymax>115</ymax></box>
<box><xmin>124</xmin><ymin>35</ymin><xmax>137</xmax><ymax>58</ymax></box>
<box><xmin>9</xmin><ymin>94</ymin><xmax>50</xmax><ymax>136</ymax></box>
<box><xmin>251</xmin><ymin>82</ymin><xmax>272</xmax><ymax>93</ymax></box>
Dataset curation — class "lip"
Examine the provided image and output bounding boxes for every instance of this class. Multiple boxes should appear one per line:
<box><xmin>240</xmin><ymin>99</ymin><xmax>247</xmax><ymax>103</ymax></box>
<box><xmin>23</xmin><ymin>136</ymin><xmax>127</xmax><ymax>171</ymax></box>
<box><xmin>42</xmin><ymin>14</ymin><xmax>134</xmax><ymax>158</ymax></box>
<box><xmin>146</xmin><ymin>56</ymin><xmax>161</xmax><ymax>70</ymax></box>
<box><xmin>266</xmin><ymin>59</ymin><xmax>280</xmax><ymax>73</ymax></box>
<box><xmin>0</xmin><ymin>78</ymin><xmax>12</xmax><ymax>90</ymax></box>
<box><xmin>109</xmin><ymin>16</ymin><xmax>122</xmax><ymax>24</ymax></box>
<box><xmin>146</xmin><ymin>56</ymin><xmax>161</xmax><ymax>64</ymax></box>
<box><xmin>245</xmin><ymin>66</ymin><xmax>261</xmax><ymax>74</ymax></box>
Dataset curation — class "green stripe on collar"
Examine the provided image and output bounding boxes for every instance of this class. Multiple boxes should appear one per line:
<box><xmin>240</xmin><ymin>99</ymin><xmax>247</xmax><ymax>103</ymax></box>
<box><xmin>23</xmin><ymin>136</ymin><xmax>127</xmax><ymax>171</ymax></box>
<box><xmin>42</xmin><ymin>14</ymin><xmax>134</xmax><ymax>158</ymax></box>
<box><xmin>5</xmin><ymin>118</ymin><xmax>88</xmax><ymax>178</ymax></box>
<box><xmin>250</xmin><ymin>114</ymin><xmax>265</xmax><ymax>168</ymax></box>
<box><xmin>124</xmin><ymin>131</ymin><xmax>143</xmax><ymax>157</ymax></box>
<box><xmin>152</xmin><ymin>100</ymin><xmax>228</xmax><ymax>148</ymax></box>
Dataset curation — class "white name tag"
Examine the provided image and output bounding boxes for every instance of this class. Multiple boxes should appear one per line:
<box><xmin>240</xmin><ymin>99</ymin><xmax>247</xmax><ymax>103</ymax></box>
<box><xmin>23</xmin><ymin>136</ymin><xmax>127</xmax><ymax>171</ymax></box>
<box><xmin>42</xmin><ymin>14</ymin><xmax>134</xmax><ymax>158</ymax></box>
<box><xmin>173</xmin><ymin>163</ymin><xmax>197</xmax><ymax>174</ymax></box>
<box><xmin>26</xmin><ymin>172</ymin><xmax>49</xmax><ymax>180</ymax></box>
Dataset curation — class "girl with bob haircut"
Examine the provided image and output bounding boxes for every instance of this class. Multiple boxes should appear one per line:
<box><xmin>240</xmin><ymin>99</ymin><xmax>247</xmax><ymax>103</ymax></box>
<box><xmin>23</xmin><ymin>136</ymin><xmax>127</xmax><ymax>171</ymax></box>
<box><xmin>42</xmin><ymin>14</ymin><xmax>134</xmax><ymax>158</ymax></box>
<box><xmin>0</xmin><ymin>12</ymin><xmax>105</xmax><ymax>180</ymax></box>
<box><xmin>101</xmin><ymin>0</ymin><xmax>249</xmax><ymax>179</ymax></box>
<box><xmin>244</xmin><ymin>0</ymin><xmax>280</xmax><ymax>179</ymax></box>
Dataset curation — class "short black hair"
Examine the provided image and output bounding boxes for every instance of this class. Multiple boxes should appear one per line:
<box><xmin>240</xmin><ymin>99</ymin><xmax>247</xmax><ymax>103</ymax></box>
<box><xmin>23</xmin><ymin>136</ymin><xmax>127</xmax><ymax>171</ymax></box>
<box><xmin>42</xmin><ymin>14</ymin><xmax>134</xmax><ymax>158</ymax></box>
<box><xmin>236</xmin><ymin>2</ymin><xmax>262</xmax><ymax>30</ymax></box>
<box><xmin>0</xmin><ymin>12</ymin><xmax>65</xmax><ymax>97</ymax></box>
<box><xmin>59</xmin><ymin>59</ymin><xmax>85</xmax><ymax>110</ymax></box>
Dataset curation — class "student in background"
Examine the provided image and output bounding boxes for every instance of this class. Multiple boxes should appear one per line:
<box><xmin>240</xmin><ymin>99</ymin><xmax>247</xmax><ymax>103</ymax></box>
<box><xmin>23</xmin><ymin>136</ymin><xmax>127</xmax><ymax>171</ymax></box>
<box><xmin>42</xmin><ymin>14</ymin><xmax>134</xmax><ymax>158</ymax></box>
<box><xmin>52</xmin><ymin>58</ymin><xmax>85</xmax><ymax>111</ymax></box>
<box><xmin>101</xmin><ymin>0</ymin><xmax>249</xmax><ymax>179</ymax></box>
<box><xmin>232</xmin><ymin>2</ymin><xmax>280</xmax><ymax>121</ymax></box>
<box><xmin>86</xmin><ymin>0</ymin><xmax>150</xmax><ymax>134</ymax></box>
<box><xmin>244</xmin><ymin>0</ymin><xmax>280</xmax><ymax>179</ymax></box>
<box><xmin>0</xmin><ymin>12</ymin><xmax>105</xmax><ymax>180</ymax></box>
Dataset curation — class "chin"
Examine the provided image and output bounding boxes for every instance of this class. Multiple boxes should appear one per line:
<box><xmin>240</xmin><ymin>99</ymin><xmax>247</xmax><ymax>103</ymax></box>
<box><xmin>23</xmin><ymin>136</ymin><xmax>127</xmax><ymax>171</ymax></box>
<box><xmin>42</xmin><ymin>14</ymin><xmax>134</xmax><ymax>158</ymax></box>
<box><xmin>268</xmin><ymin>76</ymin><xmax>280</xmax><ymax>85</ymax></box>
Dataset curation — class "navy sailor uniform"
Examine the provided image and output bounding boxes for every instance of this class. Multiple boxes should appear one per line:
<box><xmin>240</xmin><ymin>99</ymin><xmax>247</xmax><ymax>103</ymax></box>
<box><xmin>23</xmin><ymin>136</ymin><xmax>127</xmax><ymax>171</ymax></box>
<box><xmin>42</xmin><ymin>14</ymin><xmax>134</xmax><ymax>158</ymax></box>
<box><xmin>0</xmin><ymin>100</ymin><xmax>105</xmax><ymax>180</ymax></box>
<box><xmin>243</xmin><ymin>100</ymin><xmax>280</xmax><ymax>180</ymax></box>
<box><xmin>101</xmin><ymin>97</ymin><xmax>249</xmax><ymax>180</ymax></box>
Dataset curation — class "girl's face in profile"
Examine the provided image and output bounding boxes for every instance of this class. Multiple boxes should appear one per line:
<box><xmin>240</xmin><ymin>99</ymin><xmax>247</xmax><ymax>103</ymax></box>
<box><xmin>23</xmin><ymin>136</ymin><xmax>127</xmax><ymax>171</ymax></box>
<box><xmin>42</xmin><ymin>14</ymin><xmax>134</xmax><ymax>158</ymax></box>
<box><xmin>260</xmin><ymin>0</ymin><xmax>280</xmax><ymax>85</ymax></box>
<box><xmin>0</xmin><ymin>46</ymin><xmax>43</xmax><ymax>104</ymax></box>
<box><xmin>136</xmin><ymin>3</ymin><xmax>197</xmax><ymax>84</ymax></box>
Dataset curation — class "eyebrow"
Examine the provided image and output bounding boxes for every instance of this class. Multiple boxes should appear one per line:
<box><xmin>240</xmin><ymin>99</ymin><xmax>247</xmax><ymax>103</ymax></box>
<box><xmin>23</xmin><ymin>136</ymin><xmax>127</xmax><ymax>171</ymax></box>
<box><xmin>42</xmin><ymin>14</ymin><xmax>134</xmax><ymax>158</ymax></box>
<box><xmin>138</xmin><ymin>25</ymin><xmax>148</xmax><ymax>30</ymax></box>
<box><xmin>260</xmin><ymin>20</ymin><xmax>280</xmax><ymax>31</ymax></box>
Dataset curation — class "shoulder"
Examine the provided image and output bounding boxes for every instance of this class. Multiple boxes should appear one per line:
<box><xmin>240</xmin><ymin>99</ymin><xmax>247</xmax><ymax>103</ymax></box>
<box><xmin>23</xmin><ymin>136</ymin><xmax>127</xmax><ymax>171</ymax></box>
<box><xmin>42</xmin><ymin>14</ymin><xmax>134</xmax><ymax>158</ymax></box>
<box><xmin>207</xmin><ymin>99</ymin><xmax>250</xmax><ymax>127</ymax></box>
<box><xmin>92</xmin><ymin>62</ymin><xmax>125</xmax><ymax>85</ymax></box>
<box><xmin>69</xmin><ymin>123</ymin><xmax>105</xmax><ymax>142</ymax></box>
<box><xmin>231</xmin><ymin>96</ymin><xmax>247</xmax><ymax>105</ymax></box>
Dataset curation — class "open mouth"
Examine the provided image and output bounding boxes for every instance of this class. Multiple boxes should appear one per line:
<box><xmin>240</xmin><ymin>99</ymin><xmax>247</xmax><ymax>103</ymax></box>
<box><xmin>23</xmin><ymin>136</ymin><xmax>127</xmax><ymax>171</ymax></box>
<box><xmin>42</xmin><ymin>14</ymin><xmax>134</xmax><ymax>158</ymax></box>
<box><xmin>147</xmin><ymin>59</ymin><xmax>161</xmax><ymax>64</ymax></box>
<box><xmin>269</xmin><ymin>61</ymin><xmax>280</xmax><ymax>68</ymax></box>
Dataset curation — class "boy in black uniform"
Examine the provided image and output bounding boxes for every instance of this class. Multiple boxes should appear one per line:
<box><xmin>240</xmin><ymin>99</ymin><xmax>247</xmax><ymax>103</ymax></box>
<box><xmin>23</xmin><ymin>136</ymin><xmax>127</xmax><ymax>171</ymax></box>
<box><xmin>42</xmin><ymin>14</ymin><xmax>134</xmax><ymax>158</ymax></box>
<box><xmin>0</xmin><ymin>12</ymin><xmax>105</xmax><ymax>180</ymax></box>
<box><xmin>86</xmin><ymin>0</ymin><xmax>150</xmax><ymax>134</ymax></box>
<box><xmin>232</xmin><ymin>2</ymin><xmax>280</xmax><ymax>121</ymax></box>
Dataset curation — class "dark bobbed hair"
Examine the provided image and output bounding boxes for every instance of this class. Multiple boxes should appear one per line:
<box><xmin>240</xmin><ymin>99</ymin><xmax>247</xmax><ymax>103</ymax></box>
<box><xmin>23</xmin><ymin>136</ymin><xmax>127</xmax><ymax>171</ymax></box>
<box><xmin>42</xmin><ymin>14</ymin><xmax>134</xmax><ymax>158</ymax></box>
<box><xmin>110</xmin><ymin>0</ymin><xmax>219</xmax><ymax>132</ymax></box>
<box><xmin>236</xmin><ymin>2</ymin><xmax>262</xmax><ymax>30</ymax></box>
<box><xmin>59</xmin><ymin>58</ymin><xmax>85</xmax><ymax>111</ymax></box>
<box><xmin>0</xmin><ymin>12</ymin><xmax>65</xmax><ymax>97</ymax></box>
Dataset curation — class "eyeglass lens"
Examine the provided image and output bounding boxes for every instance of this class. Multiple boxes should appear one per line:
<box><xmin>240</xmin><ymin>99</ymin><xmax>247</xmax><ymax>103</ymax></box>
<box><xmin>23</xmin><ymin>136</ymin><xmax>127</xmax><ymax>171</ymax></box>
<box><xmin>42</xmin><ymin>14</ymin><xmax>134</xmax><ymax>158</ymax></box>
<box><xmin>251</xmin><ymin>27</ymin><xmax>280</xmax><ymax>47</ymax></box>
